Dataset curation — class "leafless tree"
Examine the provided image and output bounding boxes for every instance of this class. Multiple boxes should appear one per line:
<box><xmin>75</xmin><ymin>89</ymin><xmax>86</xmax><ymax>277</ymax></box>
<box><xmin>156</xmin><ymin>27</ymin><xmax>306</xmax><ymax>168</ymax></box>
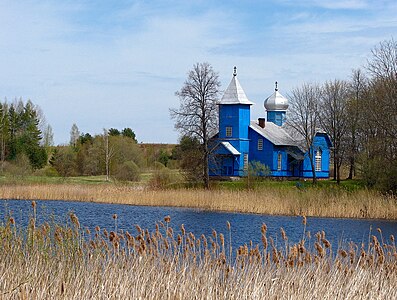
<box><xmin>287</xmin><ymin>83</ymin><xmax>322</xmax><ymax>184</ymax></box>
<box><xmin>367</xmin><ymin>38</ymin><xmax>397</xmax><ymax>80</ymax></box>
<box><xmin>356</xmin><ymin>38</ymin><xmax>397</xmax><ymax>191</ymax></box>
<box><xmin>170</xmin><ymin>62</ymin><xmax>220</xmax><ymax>188</ymax></box>
<box><xmin>103</xmin><ymin>129</ymin><xmax>116</xmax><ymax>182</ymax></box>
<box><xmin>346</xmin><ymin>69</ymin><xmax>367</xmax><ymax>179</ymax></box>
<box><xmin>0</xmin><ymin>102</ymin><xmax>8</xmax><ymax>172</ymax></box>
<box><xmin>319</xmin><ymin>79</ymin><xmax>350</xmax><ymax>184</ymax></box>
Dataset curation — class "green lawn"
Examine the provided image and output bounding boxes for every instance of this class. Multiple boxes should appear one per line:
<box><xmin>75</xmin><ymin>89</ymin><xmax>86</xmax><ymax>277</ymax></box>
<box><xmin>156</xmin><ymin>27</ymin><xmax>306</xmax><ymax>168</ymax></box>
<box><xmin>0</xmin><ymin>172</ymin><xmax>366</xmax><ymax>193</ymax></box>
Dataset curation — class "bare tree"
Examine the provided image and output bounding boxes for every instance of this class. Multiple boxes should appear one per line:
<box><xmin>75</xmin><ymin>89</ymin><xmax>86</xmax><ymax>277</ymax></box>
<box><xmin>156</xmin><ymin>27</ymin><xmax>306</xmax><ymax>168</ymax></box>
<box><xmin>357</xmin><ymin>38</ymin><xmax>397</xmax><ymax>191</ymax></box>
<box><xmin>367</xmin><ymin>38</ymin><xmax>397</xmax><ymax>80</ymax></box>
<box><xmin>0</xmin><ymin>102</ymin><xmax>8</xmax><ymax>172</ymax></box>
<box><xmin>346</xmin><ymin>69</ymin><xmax>367</xmax><ymax>179</ymax></box>
<box><xmin>103</xmin><ymin>129</ymin><xmax>116</xmax><ymax>182</ymax></box>
<box><xmin>319</xmin><ymin>79</ymin><xmax>350</xmax><ymax>184</ymax></box>
<box><xmin>287</xmin><ymin>83</ymin><xmax>322</xmax><ymax>184</ymax></box>
<box><xmin>170</xmin><ymin>62</ymin><xmax>220</xmax><ymax>188</ymax></box>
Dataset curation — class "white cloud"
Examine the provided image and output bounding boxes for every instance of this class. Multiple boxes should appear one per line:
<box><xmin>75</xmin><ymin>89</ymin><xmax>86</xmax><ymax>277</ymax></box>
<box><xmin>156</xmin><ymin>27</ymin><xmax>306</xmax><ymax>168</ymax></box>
<box><xmin>0</xmin><ymin>1</ymin><xmax>396</xmax><ymax>144</ymax></box>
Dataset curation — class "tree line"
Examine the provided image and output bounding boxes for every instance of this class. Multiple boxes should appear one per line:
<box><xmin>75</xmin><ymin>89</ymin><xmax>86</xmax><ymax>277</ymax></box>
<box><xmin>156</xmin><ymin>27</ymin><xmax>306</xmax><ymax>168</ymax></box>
<box><xmin>50</xmin><ymin>125</ymin><xmax>143</xmax><ymax>181</ymax></box>
<box><xmin>0</xmin><ymin>98</ymin><xmax>50</xmax><ymax>173</ymax></box>
<box><xmin>171</xmin><ymin>39</ymin><xmax>397</xmax><ymax>192</ymax></box>
<box><xmin>287</xmin><ymin>39</ymin><xmax>397</xmax><ymax>191</ymax></box>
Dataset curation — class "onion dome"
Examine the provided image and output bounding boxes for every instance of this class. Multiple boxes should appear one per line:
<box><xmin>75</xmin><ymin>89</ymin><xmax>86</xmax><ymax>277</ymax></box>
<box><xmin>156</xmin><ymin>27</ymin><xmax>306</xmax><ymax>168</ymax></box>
<box><xmin>264</xmin><ymin>81</ymin><xmax>289</xmax><ymax>111</ymax></box>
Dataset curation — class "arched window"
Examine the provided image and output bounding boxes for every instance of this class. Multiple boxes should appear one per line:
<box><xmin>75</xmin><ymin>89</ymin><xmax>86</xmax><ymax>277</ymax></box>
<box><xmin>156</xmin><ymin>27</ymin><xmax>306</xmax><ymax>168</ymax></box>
<box><xmin>315</xmin><ymin>149</ymin><xmax>322</xmax><ymax>171</ymax></box>
<box><xmin>277</xmin><ymin>153</ymin><xmax>282</xmax><ymax>171</ymax></box>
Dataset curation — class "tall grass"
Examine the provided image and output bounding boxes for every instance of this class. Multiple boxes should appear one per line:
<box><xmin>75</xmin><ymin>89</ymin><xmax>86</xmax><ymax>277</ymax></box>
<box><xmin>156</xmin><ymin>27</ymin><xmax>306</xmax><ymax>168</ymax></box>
<box><xmin>0</xmin><ymin>183</ymin><xmax>396</xmax><ymax>219</ymax></box>
<box><xmin>1</xmin><ymin>204</ymin><xmax>396</xmax><ymax>299</ymax></box>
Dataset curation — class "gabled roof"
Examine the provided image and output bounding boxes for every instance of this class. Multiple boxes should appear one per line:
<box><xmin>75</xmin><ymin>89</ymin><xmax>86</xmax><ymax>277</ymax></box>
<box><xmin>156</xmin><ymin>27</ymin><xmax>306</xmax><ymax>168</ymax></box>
<box><xmin>249</xmin><ymin>121</ymin><xmax>297</xmax><ymax>147</ymax></box>
<box><xmin>218</xmin><ymin>70</ymin><xmax>254</xmax><ymax>105</ymax></box>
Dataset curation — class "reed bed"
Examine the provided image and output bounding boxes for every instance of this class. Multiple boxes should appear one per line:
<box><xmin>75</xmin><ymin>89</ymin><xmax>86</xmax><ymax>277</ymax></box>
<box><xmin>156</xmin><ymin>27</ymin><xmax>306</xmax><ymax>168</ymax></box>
<box><xmin>0</xmin><ymin>183</ymin><xmax>396</xmax><ymax>219</ymax></box>
<box><xmin>0</xmin><ymin>203</ymin><xmax>396</xmax><ymax>299</ymax></box>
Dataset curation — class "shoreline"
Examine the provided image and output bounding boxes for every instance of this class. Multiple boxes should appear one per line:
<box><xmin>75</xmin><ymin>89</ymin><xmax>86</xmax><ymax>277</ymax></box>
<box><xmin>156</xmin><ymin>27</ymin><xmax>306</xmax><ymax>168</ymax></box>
<box><xmin>1</xmin><ymin>182</ymin><xmax>396</xmax><ymax>220</ymax></box>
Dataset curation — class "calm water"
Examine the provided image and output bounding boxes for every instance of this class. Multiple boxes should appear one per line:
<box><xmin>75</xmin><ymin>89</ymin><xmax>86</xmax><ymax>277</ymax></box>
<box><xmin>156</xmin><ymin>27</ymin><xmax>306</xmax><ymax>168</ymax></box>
<box><xmin>1</xmin><ymin>199</ymin><xmax>396</xmax><ymax>248</ymax></box>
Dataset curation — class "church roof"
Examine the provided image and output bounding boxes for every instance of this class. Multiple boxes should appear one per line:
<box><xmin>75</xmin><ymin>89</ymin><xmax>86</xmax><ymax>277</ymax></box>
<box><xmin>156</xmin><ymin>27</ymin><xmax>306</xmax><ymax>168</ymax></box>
<box><xmin>220</xmin><ymin>142</ymin><xmax>241</xmax><ymax>155</ymax></box>
<box><xmin>218</xmin><ymin>67</ymin><xmax>254</xmax><ymax>105</ymax></box>
<box><xmin>250</xmin><ymin>121</ymin><xmax>297</xmax><ymax>147</ymax></box>
<box><xmin>264</xmin><ymin>83</ymin><xmax>289</xmax><ymax>111</ymax></box>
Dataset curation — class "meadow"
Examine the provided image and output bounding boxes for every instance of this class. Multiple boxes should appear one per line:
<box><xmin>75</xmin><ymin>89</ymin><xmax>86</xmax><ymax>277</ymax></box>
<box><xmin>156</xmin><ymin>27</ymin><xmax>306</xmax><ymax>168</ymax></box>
<box><xmin>0</xmin><ymin>175</ymin><xmax>396</xmax><ymax>220</ymax></box>
<box><xmin>0</xmin><ymin>203</ymin><xmax>396</xmax><ymax>299</ymax></box>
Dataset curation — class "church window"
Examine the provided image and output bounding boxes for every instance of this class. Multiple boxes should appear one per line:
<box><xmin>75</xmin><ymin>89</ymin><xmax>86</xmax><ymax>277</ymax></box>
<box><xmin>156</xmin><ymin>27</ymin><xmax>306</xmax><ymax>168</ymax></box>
<box><xmin>226</xmin><ymin>126</ymin><xmax>232</xmax><ymax>137</ymax></box>
<box><xmin>243</xmin><ymin>153</ymin><xmax>249</xmax><ymax>172</ymax></box>
<box><xmin>277</xmin><ymin>153</ymin><xmax>282</xmax><ymax>171</ymax></box>
<box><xmin>315</xmin><ymin>149</ymin><xmax>322</xmax><ymax>171</ymax></box>
<box><xmin>258</xmin><ymin>139</ymin><xmax>263</xmax><ymax>151</ymax></box>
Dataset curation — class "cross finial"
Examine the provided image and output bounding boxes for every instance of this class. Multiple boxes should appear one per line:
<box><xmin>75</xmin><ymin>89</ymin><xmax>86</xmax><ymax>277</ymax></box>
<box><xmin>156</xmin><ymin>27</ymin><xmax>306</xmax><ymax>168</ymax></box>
<box><xmin>233</xmin><ymin>66</ymin><xmax>237</xmax><ymax>77</ymax></box>
<box><xmin>275</xmin><ymin>81</ymin><xmax>278</xmax><ymax>91</ymax></box>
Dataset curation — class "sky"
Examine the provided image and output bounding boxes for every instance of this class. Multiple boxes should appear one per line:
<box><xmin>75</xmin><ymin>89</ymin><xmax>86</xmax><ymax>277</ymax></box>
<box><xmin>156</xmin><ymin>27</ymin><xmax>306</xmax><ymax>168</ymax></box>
<box><xmin>0</xmin><ymin>0</ymin><xmax>396</xmax><ymax>145</ymax></box>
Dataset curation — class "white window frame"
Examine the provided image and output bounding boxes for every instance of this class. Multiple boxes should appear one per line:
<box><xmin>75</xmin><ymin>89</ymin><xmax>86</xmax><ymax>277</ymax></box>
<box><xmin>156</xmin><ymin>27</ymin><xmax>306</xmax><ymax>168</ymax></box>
<box><xmin>226</xmin><ymin>126</ymin><xmax>232</xmax><ymax>137</ymax></box>
<box><xmin>243</xmin><ymin>153</ymin><xmax>249</xmax><ymax>171</ymax></box>
<box><xmin>277</xmin><ymin>153</ymin><xmax>282</xmax><ymax>171</ymax></box>
<box><xmin>258</xmin><ymin>139</ymin><xmax>263</xmax><ymax>151</ymax></box>
<box><xmin>315</xmin><ymin>149</ymin><xmax>322</xmax><ymax>171</ymax></box>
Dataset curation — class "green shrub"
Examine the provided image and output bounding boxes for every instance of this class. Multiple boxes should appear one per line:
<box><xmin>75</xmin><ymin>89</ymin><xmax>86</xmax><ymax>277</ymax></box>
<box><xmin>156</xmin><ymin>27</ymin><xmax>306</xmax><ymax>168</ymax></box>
<box><xmin>114</xmin><ymin>161</ymin><xmax>140</xmax><ymax>182</ymax></box>
<box><xmin>33</xmin><ymin>166</ymin><xmax>59</xmax><ymax>177</ymax></box>
<box><xmin>149</xmin><ymin>162</ymin><xmax>179</xmax><ymax>189</ymax></box>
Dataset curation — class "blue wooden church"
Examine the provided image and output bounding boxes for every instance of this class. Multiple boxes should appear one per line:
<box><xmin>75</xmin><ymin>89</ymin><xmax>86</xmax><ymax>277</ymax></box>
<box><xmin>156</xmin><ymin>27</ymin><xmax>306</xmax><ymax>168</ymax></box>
<box><xmin>209</xmin><ymin>68</ymin><xmax>331</xmax><ymax>179</ymax></box>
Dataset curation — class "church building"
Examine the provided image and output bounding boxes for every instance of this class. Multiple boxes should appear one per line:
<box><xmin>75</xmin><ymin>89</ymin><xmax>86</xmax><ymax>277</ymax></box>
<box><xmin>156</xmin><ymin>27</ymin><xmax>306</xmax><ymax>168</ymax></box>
<box><xmin>209</xmin><ymin>68</ymin><xmax>331</xmax><ymax>179</ymax></box>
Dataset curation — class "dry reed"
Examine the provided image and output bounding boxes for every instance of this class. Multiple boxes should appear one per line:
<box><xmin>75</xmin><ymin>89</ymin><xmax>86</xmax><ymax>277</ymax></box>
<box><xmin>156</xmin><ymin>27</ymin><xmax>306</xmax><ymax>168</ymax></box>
<box><xmin>0</xmin><ymin>206</ymin><xmax>396</xmax><ymax>299</ymax></box>
<box><xmin>0</xmin><ymin>183</ymin><xmax>396</xmax><ymax>219</ymax></box>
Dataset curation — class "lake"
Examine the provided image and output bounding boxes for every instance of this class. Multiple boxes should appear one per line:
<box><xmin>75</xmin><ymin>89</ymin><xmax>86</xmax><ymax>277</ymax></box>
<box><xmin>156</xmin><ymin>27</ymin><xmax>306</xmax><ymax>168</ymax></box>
<box><xmin>1</xmin><ymin>199</ymin><xmax>396</xmax><ymax>249</ymax></box>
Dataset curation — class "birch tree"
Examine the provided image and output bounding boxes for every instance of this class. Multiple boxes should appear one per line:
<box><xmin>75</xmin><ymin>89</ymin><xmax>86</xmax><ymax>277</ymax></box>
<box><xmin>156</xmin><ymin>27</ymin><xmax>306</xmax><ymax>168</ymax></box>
<box><xmin>103</xmin><ymin>128</ymin><xmax>116</xmax><ymax>182</ymax></box>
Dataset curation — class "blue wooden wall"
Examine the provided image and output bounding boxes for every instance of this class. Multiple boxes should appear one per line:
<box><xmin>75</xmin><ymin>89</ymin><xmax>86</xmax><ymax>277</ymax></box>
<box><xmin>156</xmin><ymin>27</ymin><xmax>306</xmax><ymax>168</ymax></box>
<box><xmin>301</xmin><ymin>133</ymin><xmax>331</xmax><ymax>178</ymax></box>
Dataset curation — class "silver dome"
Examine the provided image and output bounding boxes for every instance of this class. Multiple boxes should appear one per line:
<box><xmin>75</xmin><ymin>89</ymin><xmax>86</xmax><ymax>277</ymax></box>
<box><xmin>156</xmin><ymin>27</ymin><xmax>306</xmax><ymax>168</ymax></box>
<box><xmin>264</xmin><ymin>84</ymin><xmax>289</xmax><ymax>111</ymax></box>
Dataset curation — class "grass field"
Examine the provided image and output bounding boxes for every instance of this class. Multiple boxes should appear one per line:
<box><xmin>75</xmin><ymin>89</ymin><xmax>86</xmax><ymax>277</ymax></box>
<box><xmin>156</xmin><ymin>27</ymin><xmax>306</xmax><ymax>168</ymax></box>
<box><xmin>1</xmin><ymin>206</ymin><xmax>396</xmax><ymax>299</ymax></box>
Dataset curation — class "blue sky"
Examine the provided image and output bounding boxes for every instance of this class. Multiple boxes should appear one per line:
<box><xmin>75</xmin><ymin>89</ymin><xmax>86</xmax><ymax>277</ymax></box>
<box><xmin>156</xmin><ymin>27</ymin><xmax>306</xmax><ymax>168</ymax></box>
<box><xmin>1</xmin><ymin>0</ymin><xmax>396</xmax><ymax>144</ymax></box>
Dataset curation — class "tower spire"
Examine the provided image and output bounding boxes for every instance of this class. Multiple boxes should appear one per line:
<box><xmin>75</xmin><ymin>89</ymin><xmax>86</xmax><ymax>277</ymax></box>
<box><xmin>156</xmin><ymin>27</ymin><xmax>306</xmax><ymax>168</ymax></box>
<box><xmin>233</xmin><ymin>66</ymin><xmax>237</xmax><ymax>77</ymax></box>
<box><xmin>275</xmin><ymin>81</ymin><xmax>278</xmax><ymax>91</ymax></box>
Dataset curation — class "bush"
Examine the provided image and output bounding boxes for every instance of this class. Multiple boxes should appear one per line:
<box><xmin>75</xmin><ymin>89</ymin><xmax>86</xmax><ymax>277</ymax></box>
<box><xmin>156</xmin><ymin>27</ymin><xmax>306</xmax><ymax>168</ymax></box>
<box><xmin>244</xmin><ymin>161</ymin><xmax>271</xmax><ymax>190</ymax></box>
<box><xmin>149</xmin><ymin>162</ymin><xmax>178</xmax><ymax>189</ymax></box>
<box><xmin>33</xmin><ymin>166</ymin><xmax>59</xmax><ymax>177</ymax></box>
<box><xmin>114</xmin><ymin>161</ymin><xmax>140</xmax><ymax>182</ymax></box>
<box><xmin>2</xmin><ymin>154</ymin><xmax>32</xmax><ymax>177</ymax></box>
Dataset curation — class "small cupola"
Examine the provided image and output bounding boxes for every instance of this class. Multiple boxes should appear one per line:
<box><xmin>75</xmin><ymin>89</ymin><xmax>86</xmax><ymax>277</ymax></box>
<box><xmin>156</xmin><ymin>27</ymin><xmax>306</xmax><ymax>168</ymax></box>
<box><xmin>264</xmin><ymin>81</ymin><xmax>289</xmax><ymax>111</ymax></box>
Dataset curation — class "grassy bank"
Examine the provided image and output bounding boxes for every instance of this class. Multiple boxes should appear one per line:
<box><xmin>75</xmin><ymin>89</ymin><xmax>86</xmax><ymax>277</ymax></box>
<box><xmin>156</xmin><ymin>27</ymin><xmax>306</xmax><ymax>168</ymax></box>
<box><xmin>0</xmin><ymin>179</ymin><xmax>396</xmax><ymax>219</ymax></box>
<box><xmin>1</xmin><ymin>208</ymin><xmax>396</xmax><ymax>299</ymax></box>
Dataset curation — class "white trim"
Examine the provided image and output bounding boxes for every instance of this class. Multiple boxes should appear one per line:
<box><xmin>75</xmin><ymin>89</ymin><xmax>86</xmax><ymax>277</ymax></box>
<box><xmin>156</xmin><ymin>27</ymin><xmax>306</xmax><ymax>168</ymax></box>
<box><xmin>277</xmin><ymin>152</ymin><xmax>282</xmax><ymax>171</ymax></box>
<box><xmin>258</xmin><ymin>139</ymin><xmax>263</xmax><ymax>151</ymax></box>
<box><xmin>315</xmin><ymin>149</ymin><xmax>322</xmax><ymax>171</ymax></box>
